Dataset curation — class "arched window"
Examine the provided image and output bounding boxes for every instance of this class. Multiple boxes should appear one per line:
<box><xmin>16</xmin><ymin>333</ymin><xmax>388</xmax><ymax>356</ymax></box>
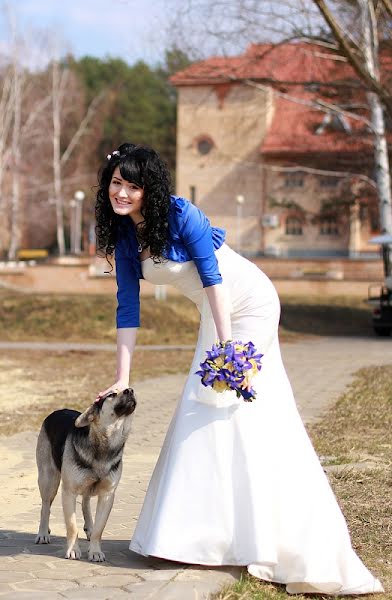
<box><xmin>194</xmin><ymin>135</ymin><xmax>214</xmax><ymax>156</ymax></box>
<box><xmin>286</xmin><ymin>216</ymin><xmax>303</xmax><ymax>235</ymax></box>
<box><xmin>320</xmin><ymin>216</ymin><xmax>338</xmax><ymax>235</ymax></box>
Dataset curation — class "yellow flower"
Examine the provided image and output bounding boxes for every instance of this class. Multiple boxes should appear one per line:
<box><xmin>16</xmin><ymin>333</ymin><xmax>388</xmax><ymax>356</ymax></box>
<box><xmin>213</xmin><ymin>380</ymin><xmax>229</xmax><ymax>393</ymax></box>
<box><xmin>215</xmin><ymin>356</ymin><xmax>225</xmax><ymax>368</ymax></box>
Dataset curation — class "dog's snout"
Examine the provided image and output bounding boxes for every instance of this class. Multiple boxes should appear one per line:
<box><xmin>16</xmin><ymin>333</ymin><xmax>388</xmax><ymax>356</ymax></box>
<box><xmin>114</xmin><ymin>389</ymin><xmax>136</xmax><ymax>417</ymax></box>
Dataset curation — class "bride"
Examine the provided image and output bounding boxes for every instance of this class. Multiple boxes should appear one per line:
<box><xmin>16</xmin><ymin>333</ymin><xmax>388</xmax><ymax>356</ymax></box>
<box><xmin>95</xmin><ymin>142</ymin><xmax>383</xmax><ymax>595</ymax></box>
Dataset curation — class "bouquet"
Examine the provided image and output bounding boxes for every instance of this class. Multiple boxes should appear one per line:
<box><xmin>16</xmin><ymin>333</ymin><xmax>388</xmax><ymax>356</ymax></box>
<box><xmin>196</xmin><ymin>340</ymin><xmax>263</xmax><ymax>402</ymax></box>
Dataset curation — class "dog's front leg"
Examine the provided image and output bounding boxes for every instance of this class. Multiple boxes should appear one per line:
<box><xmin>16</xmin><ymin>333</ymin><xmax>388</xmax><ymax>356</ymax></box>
<box><xmin>82</xmin><ymin>494</ymin><xmax>93</xmax><ymax>540</ymax></box>
<box><xmin>62</xmin><ymin>489</ymin><xmax>81</xmax><ymax>559</ymax></box>
<box><xmin>88</xmin><ymin>492</ymin><xmax>115</xmax><ymax>562</ymax></box>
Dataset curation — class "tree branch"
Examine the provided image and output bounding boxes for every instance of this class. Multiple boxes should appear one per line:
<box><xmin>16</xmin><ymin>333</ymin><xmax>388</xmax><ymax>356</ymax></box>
<box><xmin>241</xmin><ymin>78</ymin><xmax>375</xmax><ymax>131</ymax></box>
<box><xmin>60</xmin><ymin>90</ymin><xmax>105</xmax><ymax>167</ymax></box>
<box><xmin>380</xmin><ymin>0</ymin><xmax>392</xmax><ymax>19</ymax></box>
<box><xmin>312</xmin><ymin>0</ymin><xmax>392</xmax><ymax>116</ymax></box>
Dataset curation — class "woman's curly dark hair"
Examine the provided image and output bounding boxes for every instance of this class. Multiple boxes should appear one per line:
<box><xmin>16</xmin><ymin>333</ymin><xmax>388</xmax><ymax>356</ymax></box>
<box><xmin>95</xmin><ymin>142</ymin><xmax>172</xmax><ymax>264</ymax></box>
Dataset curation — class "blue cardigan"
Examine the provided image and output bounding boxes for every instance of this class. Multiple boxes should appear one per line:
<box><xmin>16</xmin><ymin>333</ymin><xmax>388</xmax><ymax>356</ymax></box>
<box><xmin>115</xmin><ymin>196</ymin><xmax>226</xmax><ymax>328</ymax></box>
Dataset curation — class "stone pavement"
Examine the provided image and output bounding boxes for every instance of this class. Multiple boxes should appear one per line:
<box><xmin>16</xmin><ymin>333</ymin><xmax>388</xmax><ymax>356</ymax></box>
<box><xmin>0</xmin><ymin>336</ymin><xmax>390</xmax><ymax>599</ymax></box>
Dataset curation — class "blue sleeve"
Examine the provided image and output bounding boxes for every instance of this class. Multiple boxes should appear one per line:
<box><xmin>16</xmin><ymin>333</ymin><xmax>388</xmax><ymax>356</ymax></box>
<box><xmin>115</xmin><ymin>239</ymin><xmax>140</xmax><ymax>328</ymax></box>
<box><xmin>179</xmin><ymin>202</ymin><xmax>223</xmax><ymax>288</ymax></box>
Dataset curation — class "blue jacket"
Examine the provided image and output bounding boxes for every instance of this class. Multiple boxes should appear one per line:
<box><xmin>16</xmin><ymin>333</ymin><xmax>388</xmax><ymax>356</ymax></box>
<box><xmin>115</xmin><ymin>196</ymin><xmax>226</xmax><ymax>328</ymax></box>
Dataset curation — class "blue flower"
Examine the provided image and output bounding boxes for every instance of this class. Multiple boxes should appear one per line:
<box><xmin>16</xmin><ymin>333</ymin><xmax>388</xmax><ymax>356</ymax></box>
<box><xmin>196</xmin><ymin>340</ymin><xmax>263</xmax><ymax>403</ymax></box>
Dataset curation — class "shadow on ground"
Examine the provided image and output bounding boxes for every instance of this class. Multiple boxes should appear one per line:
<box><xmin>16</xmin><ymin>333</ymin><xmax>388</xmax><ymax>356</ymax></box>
<box><xmin>0</xmin><ymin>529</ymin><xmax>172</xmax><ymax>569</ymax></box>
<box><xmin>280</xmin><ymin>303</ymin><xmax>377</xmax><ymax>337</ymax></box>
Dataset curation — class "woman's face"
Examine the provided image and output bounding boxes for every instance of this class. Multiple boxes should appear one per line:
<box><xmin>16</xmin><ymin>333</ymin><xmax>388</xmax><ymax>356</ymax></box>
<box><xmin>108</xmin><ymin>166</ymin><xmax>144</xmax><ymax>222</ymax></box>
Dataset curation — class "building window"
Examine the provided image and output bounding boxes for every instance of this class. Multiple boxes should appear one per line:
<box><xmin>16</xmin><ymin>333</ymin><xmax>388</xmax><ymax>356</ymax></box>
<box><xmin>319</xmin><ymin>176</ymin><xmax>339</xmax><ymax>188</ymax></box>
<box><xmin>315</xmin><ymin>113</ymin><xmax>352</xmax><ymax>135</ymax></box>
<box><xmin>195</xmin><ymin>135</ymin><xmax>214</xmax><ymax>156</ymax></box>
<box><xmin>284</xmin><ymin>172</ymin><xmax>304</xmax><ymax>188</ymax></box>
<box><xmin>320</xmin><ymin>216</ymin><xmax>339</xmax><ymax>235</ymax></box>
<box><xmin>286</xmin><ymin>216</ymin><xmax>303</xmax><ymax>235</ymax></box>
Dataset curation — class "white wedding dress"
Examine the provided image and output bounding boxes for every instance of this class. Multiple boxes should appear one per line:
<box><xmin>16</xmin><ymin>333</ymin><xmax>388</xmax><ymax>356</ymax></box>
<box><xmin>129</xmin><ymin>244</ymin><xmax>383</xmax><ymax>595</ymax></box>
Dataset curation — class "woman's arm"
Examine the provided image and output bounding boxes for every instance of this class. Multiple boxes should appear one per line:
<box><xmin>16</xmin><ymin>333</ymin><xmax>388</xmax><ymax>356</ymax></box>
<box><xmin>205</xmin><ymin>284</ymin><xmax>232</xmax><ymax>342</ymax></box>
<box><xmin>97</xmin><ymin>327</ymin><xmax>137</xmax><ymax>398</ymax></box>
<box><xmin>116</xmin><ymin>327</ymin><xmax>138</xmax><ymax>384</ymax></box>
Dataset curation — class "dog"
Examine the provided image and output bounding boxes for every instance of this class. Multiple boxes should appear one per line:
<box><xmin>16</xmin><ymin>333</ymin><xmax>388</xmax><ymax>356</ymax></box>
<box><xmin>35</xmin><ymin>388</ymin><xmax>136</xmax><ymax>561</ymax></box>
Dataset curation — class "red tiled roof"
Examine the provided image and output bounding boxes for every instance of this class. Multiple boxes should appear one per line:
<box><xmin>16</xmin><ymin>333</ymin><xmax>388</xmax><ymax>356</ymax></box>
<box><xmin>171</xmin><ymin>43</ymin><xmax>359</xmax><ymax>85</ymax></box>
<box><xmin>261</xmin><ymin>88</ymin><xmax>371</xmax><ymax>155</ymax></box>
<box><xmin>171</xmin><ymin>43</ymin><xmax>391</xmax><ymax>156</ymax></box>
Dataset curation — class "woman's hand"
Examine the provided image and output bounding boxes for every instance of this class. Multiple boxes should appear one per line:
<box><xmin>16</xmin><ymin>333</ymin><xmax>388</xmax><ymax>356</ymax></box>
<box><xmin>95</xmin><ymin>380</ymin><xmax>128</xmax><ymax>402</ymax></box>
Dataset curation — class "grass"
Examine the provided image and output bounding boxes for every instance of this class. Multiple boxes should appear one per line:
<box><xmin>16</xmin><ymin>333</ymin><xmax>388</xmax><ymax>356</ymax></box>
<box><xmin>279</xmin><ymin>294</ymin><xmax>375</xmax><ymax>337</ymax></box>
<box><xmin>0</xmin><ymin>291</ymin><xmax>200</xmax><ymax>345</ymax></box>
<box><xmin>0</xmin><ymin>290</ymin><xmax>375</xmax><ymax>344</ymax></box>
<box><xmin>213</xmin><ymin>365</ymin><xmax>392</xmax><ymax>600</ymax></box>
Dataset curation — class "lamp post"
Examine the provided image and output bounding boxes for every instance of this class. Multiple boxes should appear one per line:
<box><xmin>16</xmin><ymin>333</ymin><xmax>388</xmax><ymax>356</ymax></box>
<box><xmin>73</xmin><ymin>190</ymin><xmax>85</xmax><ymax>254</ymax></box>
<box><xmin>236</xmin><ymin>194</ymin><xmax>245</xmax><ymax>255</ymax></box>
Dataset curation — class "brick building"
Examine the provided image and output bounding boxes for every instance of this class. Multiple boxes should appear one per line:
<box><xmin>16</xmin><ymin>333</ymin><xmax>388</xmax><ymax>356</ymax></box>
<box><xmin>171</xmin><ymin>42</ymin><xmax>391</xmax><ymax>258</ymax></box>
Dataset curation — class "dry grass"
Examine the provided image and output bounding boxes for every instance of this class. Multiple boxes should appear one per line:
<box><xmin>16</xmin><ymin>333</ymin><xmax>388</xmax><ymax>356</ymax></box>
<box><xmin>279</xmin><ymin>294</ymin><xmax>374</xmax><ymax>337</ymax></box>
<box><xmin>213</xmin><ymin>365</ymin><xmax>392</xmax><ymax>600</ymax></box>
<box><xmin>0</xmin><ymin>290</ymin><xmax>375</xmax><ymax>345</ymax></box>
<box><xmin>0</xmin><ymin>291</ymin><xmax>200</xmax><ymax>345</ymax></box>
<box><xmin>0</xmin><ymin>348</ymin><xmax>193</xmax><ymax>437</ymax></box>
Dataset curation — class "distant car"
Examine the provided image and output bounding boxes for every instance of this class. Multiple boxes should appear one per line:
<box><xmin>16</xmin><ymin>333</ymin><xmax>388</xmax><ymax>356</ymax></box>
<box><xmin>368</xmin><ymin>284</ymin><xmax>392</xmax><ymax>336</ymax></box>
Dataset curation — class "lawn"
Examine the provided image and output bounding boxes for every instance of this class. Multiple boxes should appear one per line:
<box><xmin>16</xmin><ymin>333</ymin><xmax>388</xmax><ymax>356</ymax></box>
<box><xmin>0</xmin><ymin>290</ymin><xmax>376</xmax><ymax>344</ymax></box>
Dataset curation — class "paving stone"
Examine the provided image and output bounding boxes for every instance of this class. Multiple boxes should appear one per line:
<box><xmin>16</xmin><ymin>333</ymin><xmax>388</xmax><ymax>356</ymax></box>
<box><xmin>61</xmin><ymin>588</ymin><xmax>132</xmax><ymax>599</ymax></box>
<box><xmin>77</xmin><ymin>573</ymin><xmax>139</xmax><ymax>587</ymax></box>
<box><xmin>139</xmin><ymin>568</ymin><xmax>182</xmax><ymax>582</ymax></box>
<box><xmin>12</xmin><ymin>578</ymin><xmax>79</xmax><ymax>592</ymax></box>
<box><xmin>123</xmin><ymin>580</ymin><xmax>168</xmax><ymax>597</ymax></box>
<box><xmin>175</xmin><ymin>566</ymin><xmax>241</xmax><ymax>584</ymax></box>
<box><xmin>32</xmin><ymin>566</ymin><xmax>98</xmax><ymax>579</ymax></box>
<box><xmin>149</xmin><ymin>580</ymin><xmax>215</xmax><ymax>599</ymax></box>
<box><xmin>0</xmin><ymin>572</ymin><xmax>37</xmax><ymax>583</ymax></box>
<box><xmin>0</xmin><ymin>584</ymin><xmax>13</xmax><ymax>594</ymax></box>
<box><xmin>1</xmin><ymin>593</ymin><xmax>64</xmax><ymax>600</ymax></box>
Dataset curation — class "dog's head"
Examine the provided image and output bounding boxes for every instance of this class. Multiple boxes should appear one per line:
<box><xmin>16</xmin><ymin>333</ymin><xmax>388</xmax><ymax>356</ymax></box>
<box><xmin>74</xmin><ymin>388</ymin><xmax>137</xmax><ymax>434</ymax></box>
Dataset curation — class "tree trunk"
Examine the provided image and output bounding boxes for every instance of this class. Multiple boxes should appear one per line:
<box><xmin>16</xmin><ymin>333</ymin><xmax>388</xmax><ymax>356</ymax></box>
<box><xmin>7</xmin><ymin>62</ymin><xmax>22</xmax><ymax>261</ymax></box>
<box><xmin>52</xmin><ymin>60</ymin><xmax>66</xmax><ymax>256</ymax></box>
<box><xmin>360</xmin><ymin>0</ymin><xmax>392</xmax><ymax>274</ymax></box>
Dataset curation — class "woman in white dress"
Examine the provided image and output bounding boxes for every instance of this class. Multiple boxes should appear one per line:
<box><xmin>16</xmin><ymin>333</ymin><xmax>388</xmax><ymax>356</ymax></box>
<box><xmin>96</xmin><ymin>143</ymin><xmax>383</xmax><ymax>595</ymax></box>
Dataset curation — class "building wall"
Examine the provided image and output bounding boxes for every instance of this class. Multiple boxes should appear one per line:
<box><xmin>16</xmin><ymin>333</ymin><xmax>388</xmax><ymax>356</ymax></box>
<box><xmin>175</xmin><ymin>82</ymin><xmax>274</xmax><ymax>254</ymax></box>
<box><xmin>262</xmin><ymin>165</ymin><xmax>379</xmax><ymax>257</ymax></box>
<box><xmin>261</xmin><ymin>167</ymin><xmax>349</xmax><ymax>257</ymax></box>
<box><xmin>175</xmin><ymin>81</ymin><xmax>381</xmax><ymax>258</ymax></box>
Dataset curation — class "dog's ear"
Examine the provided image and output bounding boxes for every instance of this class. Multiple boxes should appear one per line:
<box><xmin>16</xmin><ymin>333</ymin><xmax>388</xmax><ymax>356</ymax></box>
<box><xmin>74</xmin><ymin>404</ymin><xmax>99</xmax><ymax>428</ymax></box>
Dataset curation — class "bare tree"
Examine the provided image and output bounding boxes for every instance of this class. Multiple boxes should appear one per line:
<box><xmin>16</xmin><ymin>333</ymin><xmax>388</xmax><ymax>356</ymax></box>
<box><xmin>51</xmin><ymin>57</ymin><xmax>105</xmax><ymax>255</ymax></box>
<box><xmin>313</xmin><ymin>0</ymin><xmax>392</xmax><ymax>271</ymax></box>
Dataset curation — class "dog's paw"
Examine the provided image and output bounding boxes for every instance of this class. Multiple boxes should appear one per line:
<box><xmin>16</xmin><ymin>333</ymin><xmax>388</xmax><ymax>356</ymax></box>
<box><xmin>88</xmin><ymin>549</ymin><xmax>106</xmax><ymax>562</ymax></box>
<box><xmin>35</xmin><ymin>532</ymin><xmax>50</xmax><ymax>544</ymax></box>
<box><xmin>65</xmin><ymin>546</ymin><xmax>82</xmax><ymax>560</ymax></box>
<box><xmin>83</xmin><ymin>526</ymin><xmax>92</xmax><ymax>541</ymax></box>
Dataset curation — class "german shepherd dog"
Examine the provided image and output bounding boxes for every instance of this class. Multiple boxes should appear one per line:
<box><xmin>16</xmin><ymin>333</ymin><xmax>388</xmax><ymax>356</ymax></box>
<box><xmin>35</xmin><ymin>389</ymin><xmax>136</xmax><ymax>561</ymax></box>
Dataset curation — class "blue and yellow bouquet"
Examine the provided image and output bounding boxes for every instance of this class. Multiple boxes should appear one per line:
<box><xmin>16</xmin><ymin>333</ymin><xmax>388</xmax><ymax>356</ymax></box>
<box><xmin>196</xmin><ymin>340</ymin><xmax>263</xmax><ymax>402</ymax></box>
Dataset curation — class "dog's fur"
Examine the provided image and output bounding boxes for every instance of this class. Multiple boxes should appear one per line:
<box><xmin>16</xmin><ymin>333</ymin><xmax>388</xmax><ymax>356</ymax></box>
<box><xmin>35</xmin><ymin>388</ymin><xmax>136</xmax><ymax>561</ymax></box>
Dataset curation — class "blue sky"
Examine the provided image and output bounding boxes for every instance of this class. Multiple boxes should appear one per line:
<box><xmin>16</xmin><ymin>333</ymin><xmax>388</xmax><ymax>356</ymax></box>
<box><xmin>0</xmin><ymin>0</ymin><xmax>172</xmax><ymax>66</ymax></box>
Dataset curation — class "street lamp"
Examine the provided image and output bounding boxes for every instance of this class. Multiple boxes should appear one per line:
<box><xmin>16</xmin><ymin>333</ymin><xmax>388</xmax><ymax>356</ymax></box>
<box><xmin>236</xmin><ymin>194</ymin><xmax>245</xmax><ymax>255</ymax></box>
<box><xmin>73</xmin><ymin>190</ymin><xmax>85</xmax><ymax>254</ymax></box>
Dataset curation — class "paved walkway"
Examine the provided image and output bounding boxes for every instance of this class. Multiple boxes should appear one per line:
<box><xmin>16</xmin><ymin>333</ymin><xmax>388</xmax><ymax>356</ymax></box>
<box><xmin>0</xmin><ymin>336</ymin><xmax>390</xmax><ymax>599</ymax></box>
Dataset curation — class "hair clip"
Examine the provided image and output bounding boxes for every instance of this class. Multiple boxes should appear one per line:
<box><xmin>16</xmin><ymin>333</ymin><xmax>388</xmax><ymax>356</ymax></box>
<box><xmin>106</xmin><ymin>150</ymin><xmax>120</xmax><ymax>160</ymax></box>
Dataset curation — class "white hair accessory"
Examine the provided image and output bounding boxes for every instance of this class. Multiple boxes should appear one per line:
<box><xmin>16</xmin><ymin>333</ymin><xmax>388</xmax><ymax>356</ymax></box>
<box><xmin>106</xmin><ymin>150</ymin><xmax>120</xmax><ymax>160</ymax></box>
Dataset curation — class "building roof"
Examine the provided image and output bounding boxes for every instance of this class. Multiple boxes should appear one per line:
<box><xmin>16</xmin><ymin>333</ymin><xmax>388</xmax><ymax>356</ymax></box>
<box><xmin>171</xmin><ymin>43</ymin><xmax>391</xmax><ymax>156</ymax></box>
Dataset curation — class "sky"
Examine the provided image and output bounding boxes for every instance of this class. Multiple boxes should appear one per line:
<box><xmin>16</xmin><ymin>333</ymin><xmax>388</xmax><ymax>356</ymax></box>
<box><xmin>0</xmin><ymin>0</ymin><xmax>174</xmax><ymax>66</ymax></box>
